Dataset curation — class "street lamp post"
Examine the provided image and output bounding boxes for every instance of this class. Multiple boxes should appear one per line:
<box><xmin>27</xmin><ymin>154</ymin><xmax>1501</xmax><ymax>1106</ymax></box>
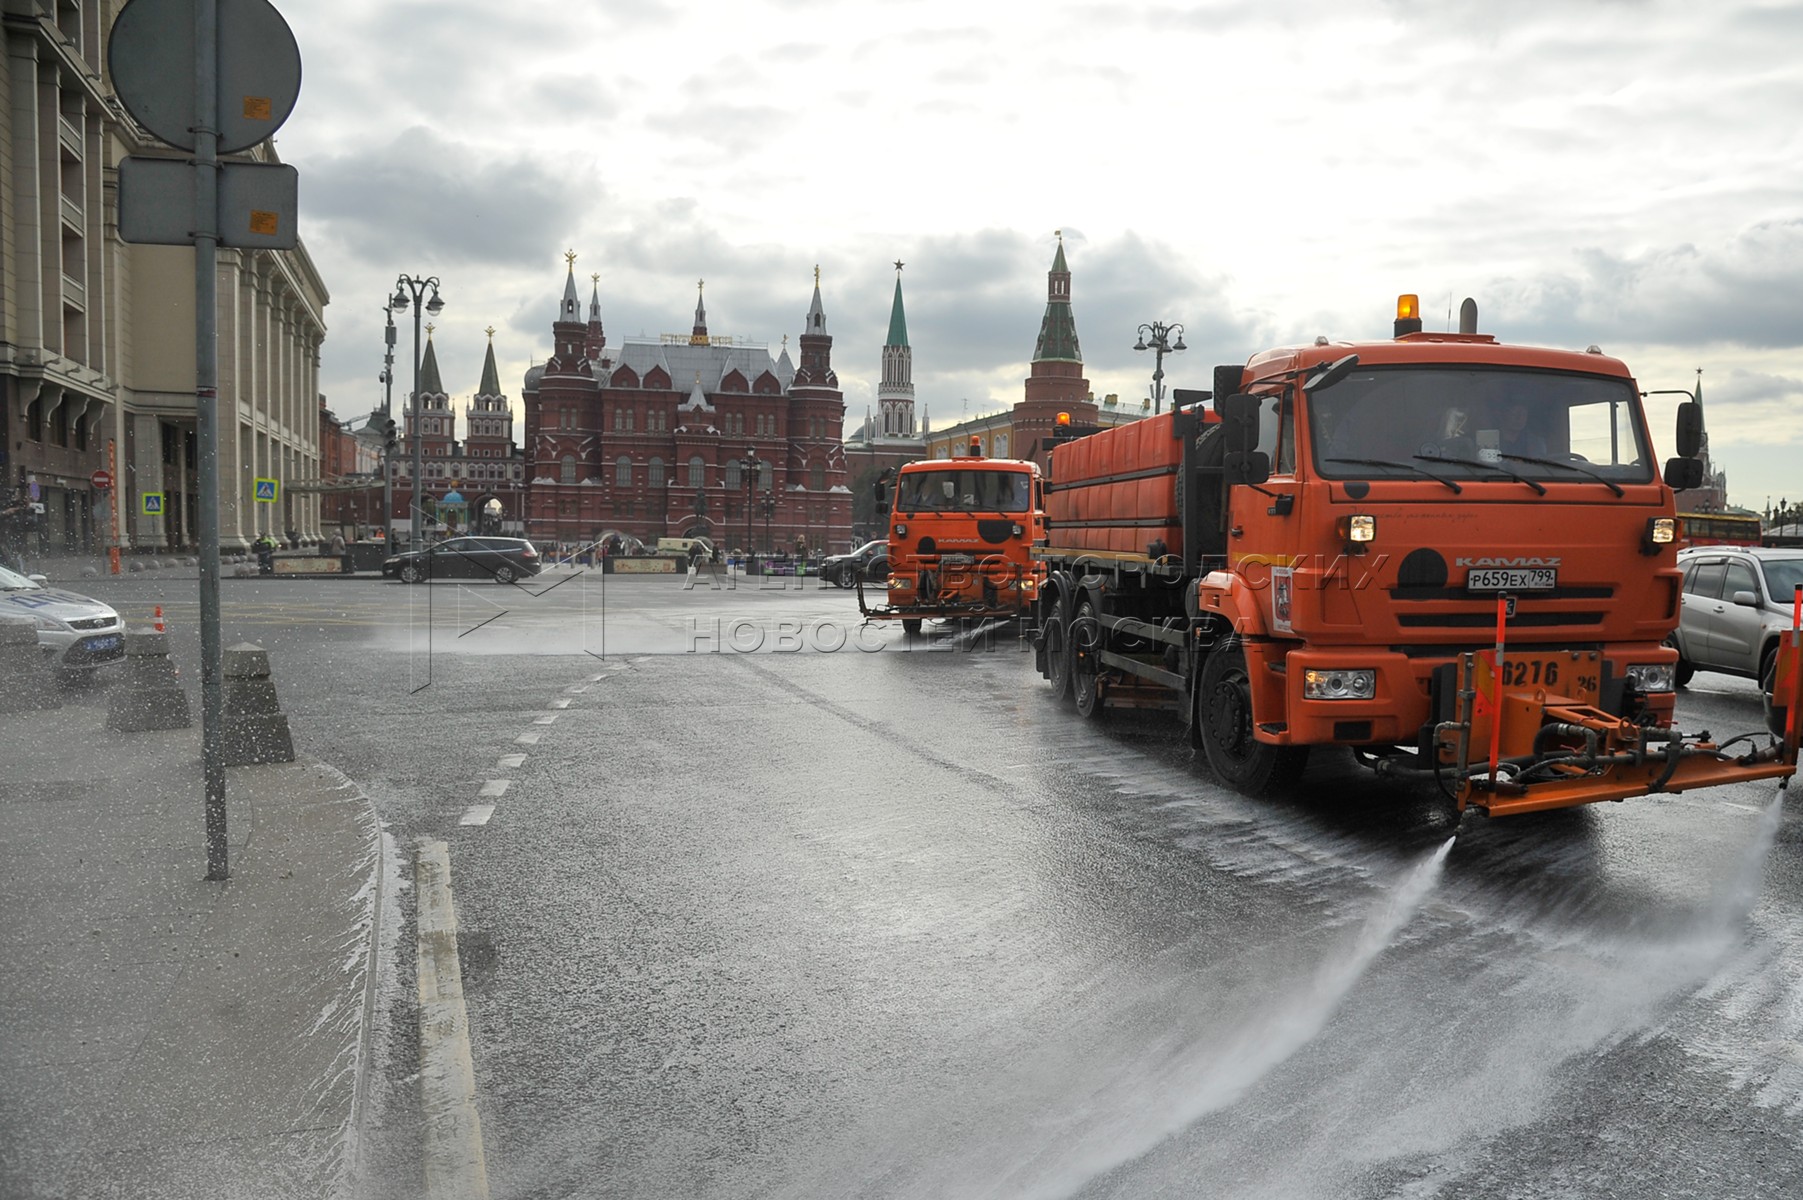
<box><xmin>1133</xmin><ymin>320</ymin><xmax>1187</xmax><ymax>415</ymax></box>
<box><xmin>379</xmin><ymin>304</ymin><xmax>397</xmax><ymax>547</ymax></box>
<box><xmin>761</xmin><ymin>489</ymin><xmax>776</xmax><ymax>557</ymax></box>
<box><xmin>738</xmin><ymin>446</ymin><xmax>759</xmax><ymax>573</ymax></box>
<box><xmin>391</xmin><ymin>274</ymin><xmax>444</xmax><ymax>549</ymax></box>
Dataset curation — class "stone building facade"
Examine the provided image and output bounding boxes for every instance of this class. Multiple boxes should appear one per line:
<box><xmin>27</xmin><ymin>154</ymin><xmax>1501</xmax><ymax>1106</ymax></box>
<box><xmin>2</xmin><ymin>0</ymin><xmax>330</xmax><ymax>555</ymax></box>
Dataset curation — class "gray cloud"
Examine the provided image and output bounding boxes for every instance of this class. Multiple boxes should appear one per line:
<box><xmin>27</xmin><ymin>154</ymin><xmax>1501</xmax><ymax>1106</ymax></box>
<box><xmin>1484</xmin><ymin>219</ymin><xmax>1803</xmax><ymax>350</ymax></box>
<box><xmin>303</xmin><ymin>127</ymin><xmax>591</xmax><ymax>267</ymax></box>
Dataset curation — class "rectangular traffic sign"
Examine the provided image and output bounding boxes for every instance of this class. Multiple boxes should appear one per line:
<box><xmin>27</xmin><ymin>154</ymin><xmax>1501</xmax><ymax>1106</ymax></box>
<box><xmin>119</xmin><ymin>156</ymin><xmax>298</xmax><ymax>250</ymax></box>
<box><xmin>141</xmin><ymin>492</ymin><xmax>165</xmax><ymax>516</ymax></box>
<box><xmin>254</xmin><ymin>477</ymin><xmax>280</xmax><ymax>503</ymax></box>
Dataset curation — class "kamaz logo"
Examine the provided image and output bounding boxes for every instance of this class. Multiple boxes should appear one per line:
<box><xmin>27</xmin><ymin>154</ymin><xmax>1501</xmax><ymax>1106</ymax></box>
<box><xmin>1455</xmin><ymin>555</ymin><xmax>1563</xmax><ymax>568</ymax></box>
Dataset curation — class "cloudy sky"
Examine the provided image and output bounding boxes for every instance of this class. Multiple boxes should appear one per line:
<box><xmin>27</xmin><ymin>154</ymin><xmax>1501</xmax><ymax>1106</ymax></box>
<box><xmin>271</xmin><ymin>0</ymin><xmax>1802</xmax><ymax>511</ymax></box>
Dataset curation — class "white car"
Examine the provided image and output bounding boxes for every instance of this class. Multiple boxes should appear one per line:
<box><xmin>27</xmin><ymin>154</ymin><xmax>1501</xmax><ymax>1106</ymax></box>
<box><xmin>0</xmin><ymin>563</ymin><xmax>126</xmax><ymax>675</ymax></box>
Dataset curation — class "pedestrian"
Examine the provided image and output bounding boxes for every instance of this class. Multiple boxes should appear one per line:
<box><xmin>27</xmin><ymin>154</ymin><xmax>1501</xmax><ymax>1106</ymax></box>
<box><xmin>329</xmin><ymin>530</ymin><xmax>349</xmax><ymax>573</ymax></box>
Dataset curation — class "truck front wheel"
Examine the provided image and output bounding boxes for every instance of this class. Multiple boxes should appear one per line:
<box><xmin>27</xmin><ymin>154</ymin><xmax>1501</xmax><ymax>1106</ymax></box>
<box><xmin>1197</xmin><ymin>636</ymin><xmax>1308</xmax><ymax>795</ymax></box>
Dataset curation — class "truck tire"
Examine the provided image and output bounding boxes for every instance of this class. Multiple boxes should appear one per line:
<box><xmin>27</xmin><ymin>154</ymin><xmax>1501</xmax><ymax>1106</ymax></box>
<box><xmin>1043</xmin><ymin>608</ymin><xmax>1073</xmax><ymax>704</ymax></box>
<box><xmin>1071</xmin><ymin>597</ymin><xmax>1106</xmax><ymax>720</ymax></box>
<box><xmin>1763</xmin><ymin>646</ymin><xmax>1788</xmax><ymax>739</ymax></box>
<box><xmin>902</xmin><ymin>618</ymin><xmax>923</xmax><ymax>637</ymax></box>
<box><xmin>1663</xmin><ymin>632</ymin><xmax>1695</xmax><ymax>688</ymax></box>
<box><xmin>1196</xmin><ymin>635</ymin><xmax>1308</xmax><ymax>794</ymax></box>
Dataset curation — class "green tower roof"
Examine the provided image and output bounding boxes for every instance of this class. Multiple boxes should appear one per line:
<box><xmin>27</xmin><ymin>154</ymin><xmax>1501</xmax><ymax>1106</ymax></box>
<box><xmin>886</xmin><ymin>275</ymin><xmax>909</xmax><ymax>348</ymax></box>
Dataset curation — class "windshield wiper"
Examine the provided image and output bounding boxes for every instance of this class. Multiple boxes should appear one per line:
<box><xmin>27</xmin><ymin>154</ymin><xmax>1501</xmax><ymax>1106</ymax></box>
<box><xmin>1413</xmin><ymin>454</ymin><xmax>1547</xmax><ymax>496</ymax></box>
<box><xmin>1499</xmin><ymin>453</ymin><xmax>1626</xmax><ymax>497</ymax></box>
<box><xmin>1325</xmin><ymin>457</ymin><xmax>1463</xmax><ymax>494</ymax></box>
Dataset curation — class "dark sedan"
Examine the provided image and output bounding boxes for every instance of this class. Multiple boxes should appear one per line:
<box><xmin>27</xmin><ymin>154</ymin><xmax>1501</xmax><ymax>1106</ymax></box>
<box><xmin>821</xmin><ymin>540</ymin><xmax>890</xmax><ymax>589</ymax></box>
<box><xmin>383</xmin><ymin>536</ymin><xmax>543</xmax><ymax>584</ymax></box>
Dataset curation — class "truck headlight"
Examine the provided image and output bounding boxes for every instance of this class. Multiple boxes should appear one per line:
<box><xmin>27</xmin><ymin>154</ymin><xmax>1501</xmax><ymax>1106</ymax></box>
<box><xmin>1303</xmin><ymin>668</ymin><xmax>1376</xmax><ymax>700</ymax></box>
<box><xmin>1647</xmin><ymin>517</ymin><xmax>1675</xmax><ymax>544</ymax></box>
<box><xmin>1336</xmin><ymin>514</ymin><xmax>1376</xmax><ymax>543</ymax></box>
<box><xmin>888</xmin><ymin>575</ymin><xmax>913</xmax><ymax>591</ymax></box>
<box><xmin>1625</xmin><ymin>663</ymin><xmax>1675</xmax><ymax>693</ymax></box>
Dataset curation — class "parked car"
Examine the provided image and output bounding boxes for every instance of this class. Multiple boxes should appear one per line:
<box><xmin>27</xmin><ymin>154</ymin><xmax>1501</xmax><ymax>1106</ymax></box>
<box><xmin>820</xmin><ymin>540</ymin><xmax>890</xmax><ymax>588</ymax></box>
<box><xmin>1672</xmin><ymin>545</ymin><xmax>1803</xmax><ymax>734</ymax></box>
<box><xmin>383</xmin><ymin>536</ymin><xmax>543</xmax><ymax>584</ymax></box>
<box><xmin>0</xmin><ymin>563</ymin><xmax>125</xmax><ymax>676</ymax></box>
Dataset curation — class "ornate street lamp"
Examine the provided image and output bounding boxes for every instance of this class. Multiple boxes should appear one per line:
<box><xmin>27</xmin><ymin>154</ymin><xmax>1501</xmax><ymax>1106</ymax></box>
<box><xmin>391</xmin><ymin>274</ymin><xmax>444</xmax><ymax>547</ymax></box>
<box><xmin>379</xmin><ymin>303</ymin><xmax>397</xmax><ymax>547</ymax></box>
<box><xmin>737</xmin><ymin>446</ymin><xmax>759</xmax><ymax>572</ymax></box>
<box><xmin>1133</xmin><ymin>320</ymin><xmax>1186</xmax><ymax>415</ymax></box>
<box><xmin>760</xmin><ymin>488</ymin><xmax>776</xmax><ymax>557</ymax></box>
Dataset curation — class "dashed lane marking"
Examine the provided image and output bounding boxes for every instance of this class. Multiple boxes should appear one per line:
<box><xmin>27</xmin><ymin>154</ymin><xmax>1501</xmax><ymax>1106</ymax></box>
<box><xmin>514</xmin><ymin>731</ymin><xmax>541</xmax><ymax>745</ymax></box>
<box><xmin>457</xmin><ymin>805</ymin><xmax>496</xmax><ymax>826</ymax></box>
<box><xmin>479</xmin><ymin>780</ymin><xmax>511</xmax><ymax>799</ymax></box>
<box><xmin>497</xmin><ymin>754</ymin><xmax>526</xmax><ymax>769</ymax></box>
<box><xmin>565</xmin><ymin>685</ymin><xmax>589</xmax><ymax>694</ymax></box>
<box><xmin>533</xmin><ymin>714</ymin><xmax>558</xmax><ymax>725</ymax></box>
<box><xmin>415</xmin><ymin>841</ymin><xmax>492</xmax><ymax>1197</ymax></box>
<box><xmin>548</xmin><ymin>699</ymin><xmax>571</xmax><ymax>709</ymax></box>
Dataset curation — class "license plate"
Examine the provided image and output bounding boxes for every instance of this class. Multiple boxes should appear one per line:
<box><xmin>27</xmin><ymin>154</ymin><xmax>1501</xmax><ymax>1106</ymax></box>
<box><xmin>86</xmin><ymin>634</ymin><xmax>122</xmax><ymax>651</ymax></box>
<box><xmin>1466</xmin><ymin>567</ymin><xmax>1556</xmax><ymax>591</ymax></box>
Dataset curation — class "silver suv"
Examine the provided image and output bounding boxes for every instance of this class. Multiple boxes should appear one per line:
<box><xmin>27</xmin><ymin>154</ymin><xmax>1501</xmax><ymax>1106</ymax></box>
<box><xmin>1673</xmin><ymin>546</ymin><xmax>1803</xmax><ymax>734</ymax></box>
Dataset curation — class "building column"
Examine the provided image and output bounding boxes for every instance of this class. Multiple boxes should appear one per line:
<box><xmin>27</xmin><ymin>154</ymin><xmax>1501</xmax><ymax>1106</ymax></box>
<box><xmin>129</xmin><ymin>410</ymin><xmax>167</xmax><ymax>549</ymax></box>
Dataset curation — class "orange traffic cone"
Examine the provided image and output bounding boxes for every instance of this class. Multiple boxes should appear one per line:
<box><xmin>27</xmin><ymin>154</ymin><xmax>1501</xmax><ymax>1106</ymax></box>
<box><xmin>154</xmin><ymin>605</ymin><xmax>165</xmax><ymax>633</ymax></box>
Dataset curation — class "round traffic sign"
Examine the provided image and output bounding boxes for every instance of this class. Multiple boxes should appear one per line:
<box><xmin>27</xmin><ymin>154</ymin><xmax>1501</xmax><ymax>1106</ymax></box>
<box><xmin>91</xmin><ymin>470</ymin><xmax>113</xmax><ymax>490</ymax></box>
<box><xmin>108</xmin><ymin>0</ymin><xmax>302</xmax><ymax>155</ymax></box>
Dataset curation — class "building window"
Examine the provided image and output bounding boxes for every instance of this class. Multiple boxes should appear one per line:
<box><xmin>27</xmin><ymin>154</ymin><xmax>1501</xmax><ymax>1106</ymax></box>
<box><xmin>562</xmin><ymin>456</ymin><xmax>578</xmax><ymax>485</ymax></box>
<box><xmin>648</xmin><ymin>457</ymin><xmax>665</xmax><ymax>488</ymax></box>
<box><xmin>758</xmin><ymin>463</ymin><xmax>772</xmax><ymax>491</ymax></box>
<box><xmin>725</xmin><ymin>459</ymin><xmax>741</xmax><ymax>490</ymax></box>
<box><xmin>615</xmin><ymin>455</ymin><xmax>632</xmax><ymax>486</ymax></box>
<box><xmin>26</xmin><ymin>397</ymin><xmax>43</xmax><ymax>441</ymax></box>
<box><xmin>687</xmin><ymin>456</ymin><xmax>705</xmax><ymax>488</ymax></box>
<box><xmin>810</xmin><ymin>463</ymin><xmax>825</xmax><ymax>491</ymax></box>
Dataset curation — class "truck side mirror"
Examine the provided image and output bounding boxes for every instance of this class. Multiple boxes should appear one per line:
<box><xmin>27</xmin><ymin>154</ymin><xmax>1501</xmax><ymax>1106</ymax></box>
<box><xmin>1218</xmin><ymin>393</ymin><xmax>1261</xmax><ymax>454</ymax></box>
<box><xmin>1225</xmin><ymin>450</ymin><xmax>1272</xmax><ymax>487</ymax></box>
<box><xmin>1663</xmin><ymin>456</ymin><xmax>1704</xmax><ymax>490</ymax></box>
<box><xmin>1675</xmin><ymin>400</ymin><xmax>1703</xmax><ymax>459</ymax></box>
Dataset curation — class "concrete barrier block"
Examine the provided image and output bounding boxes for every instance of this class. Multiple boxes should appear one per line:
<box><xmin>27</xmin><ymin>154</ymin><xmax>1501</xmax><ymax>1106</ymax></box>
<box><xmin>221</xmin><ymin>712</ymin><xmax>295</xmax><ymax>764</ymax></box>
<box><xmin>224</xmin><ymin>644</ymin><xmax>272</xmax><ymax>679</ymax></box>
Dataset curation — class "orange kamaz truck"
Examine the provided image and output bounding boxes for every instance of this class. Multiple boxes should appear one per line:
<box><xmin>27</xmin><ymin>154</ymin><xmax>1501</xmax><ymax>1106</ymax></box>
<box><xmin>1033</xmin><ymin>296</ymin><xmax>1800</xmax><ymax>817</ymax></box>
<box><xmin>859</xmin><ymin>442</ymin><xmax>1046</xmax><ymax>636</ymax></box>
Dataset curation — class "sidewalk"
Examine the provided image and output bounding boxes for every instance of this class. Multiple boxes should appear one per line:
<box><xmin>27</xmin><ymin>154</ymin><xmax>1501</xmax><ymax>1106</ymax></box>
<box><xmin>0</xmin><ymin>701</ymin><xmax>385</xmax><ymax>1200</ymax></box>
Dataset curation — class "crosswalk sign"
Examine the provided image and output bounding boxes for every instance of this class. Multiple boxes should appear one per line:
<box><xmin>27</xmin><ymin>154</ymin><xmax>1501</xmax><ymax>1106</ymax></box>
<box><xmin>254</xmin><ymin>477</ymin><xmax>279</xmax><ymax>503</ymax></box>
<box><xmin>141</xmin><ymin>492</ymin><xmax>165</xmax><ymax>516</ymax></box>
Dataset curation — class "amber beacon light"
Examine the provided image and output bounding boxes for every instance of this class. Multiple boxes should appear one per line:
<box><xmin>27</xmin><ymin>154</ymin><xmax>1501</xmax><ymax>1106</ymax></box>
<box><xmin>1394</xmin><ymin>293</ymin><xmax>1423</xmax><ymax>337</ymax></box>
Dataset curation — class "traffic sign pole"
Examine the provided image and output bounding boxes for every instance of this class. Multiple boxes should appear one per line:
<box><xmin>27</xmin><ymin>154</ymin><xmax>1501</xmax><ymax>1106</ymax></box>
<box><xmin>107</xmin><ymin>441</ymin><xmax>120</xmax><ymax>576</ymax></box>
<box><xmin>194</xmin><ymin>0</ymin><xmax>229</xmax><ymax>882</ymax></box>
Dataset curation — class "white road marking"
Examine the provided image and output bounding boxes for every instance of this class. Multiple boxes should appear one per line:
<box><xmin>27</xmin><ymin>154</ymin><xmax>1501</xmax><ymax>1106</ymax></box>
<box><xmin>479</xmin><ymin>779</ymin><xmax>511</xmax><ymax>799</ymax></box>
<box><xmin>415</xmin><ymin>842</ymin><xmax>492</xmax><ymax>1198</ymax></box>
<box><xmin>533</xmin><ymin>714</ymin><xmax>558</xmax><ymax>725</ymax></box>
<box><xmin>457</xmin><ymin>805</ymin><xmax>496</xmax><ymax>826</ymax></box>
<box><xmin>565</xmin><ymin>685</ymin><xmax>589</xmax><ymax>694</ymax></box>
<box><xmin>497</xmin><ymin>754</ymin><xmax>526</xmax><ymax>768</ymax></box>
<box><xmin>549</xmin><ymin>698</ymin><xmax>571</xmax><ymax>709</ymax></box>
<box><xmin>587</xmin><ymin>673</ymin><xmax>605</xmax><ymax>682</ymax></box>
<box><xmin>514</xmin><ymin>731</ymin><xmax>541</xmax><ymax>745</ymax></box>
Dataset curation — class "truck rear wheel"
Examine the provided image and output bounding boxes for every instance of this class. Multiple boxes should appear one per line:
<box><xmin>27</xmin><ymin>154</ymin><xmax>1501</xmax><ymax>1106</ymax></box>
<box><xmin>1197</xmin><ymin>636</ymin><xmax>1308</xmax><ymax>794</ymax></box>
<box><xmin>1043</xmin><ymin>610</ymin><xmax>1073</xmax><ymax>704</ymax></box>
<box><xmin>1071</xmin><ymin>598</ymin><xmax>1106</xmax><ymax>720</ymax></box>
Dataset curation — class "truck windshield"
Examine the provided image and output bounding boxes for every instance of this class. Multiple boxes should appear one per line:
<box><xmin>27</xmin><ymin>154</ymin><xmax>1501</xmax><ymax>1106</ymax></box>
<box><xmin>1308</xmin><ymin>367</ymin><xmax>1654</xmax><ymax>485</ymax></box>
<box><xmin>896</xmin><ymin>469</ymin><xmax>1032</xmax><ymax>514</ymax></box>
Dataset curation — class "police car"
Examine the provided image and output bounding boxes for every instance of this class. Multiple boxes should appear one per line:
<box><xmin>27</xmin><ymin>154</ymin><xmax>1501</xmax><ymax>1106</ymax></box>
<box><xmin>0</xmin><ymin>563</ymin><xmax>126</xmax><ymax>674</ymax></box>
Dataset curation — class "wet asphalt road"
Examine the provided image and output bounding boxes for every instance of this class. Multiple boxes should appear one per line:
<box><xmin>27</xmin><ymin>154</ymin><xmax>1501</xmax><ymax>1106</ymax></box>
<box><xmin>61</xmin><ymin>571</ymin><xmax>1803</xmax><ymax>1198</ymax></box>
